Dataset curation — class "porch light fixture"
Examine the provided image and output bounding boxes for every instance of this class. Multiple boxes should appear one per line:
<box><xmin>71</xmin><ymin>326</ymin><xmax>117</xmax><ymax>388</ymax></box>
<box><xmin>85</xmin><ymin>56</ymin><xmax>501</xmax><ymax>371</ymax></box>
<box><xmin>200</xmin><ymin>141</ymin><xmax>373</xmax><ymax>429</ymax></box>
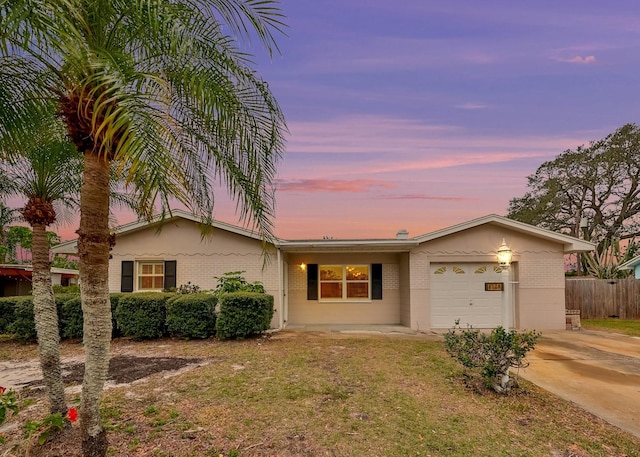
<box><xmin>497</xmin><ymin>238</ymin><xmax>513</xmax><ymax>269</ymax></box>
<box><xmin>300</xmin><ymin>263</ymin><xmax>306</xmax><ymax>271</ymax></box>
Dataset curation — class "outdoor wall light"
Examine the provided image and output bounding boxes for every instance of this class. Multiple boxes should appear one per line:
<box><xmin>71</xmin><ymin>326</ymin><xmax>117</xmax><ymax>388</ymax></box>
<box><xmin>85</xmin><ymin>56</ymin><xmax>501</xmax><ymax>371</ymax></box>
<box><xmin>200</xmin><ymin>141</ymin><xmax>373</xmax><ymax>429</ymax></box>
<box><xmin>497</xmin><ymin>238</ymin><xmax>513</xmax><ymax>269</ymax></box>
<box><xmin>300</xmin><ymin>263</ymin><xmax>306</xmax><ymax>271</ymax></box>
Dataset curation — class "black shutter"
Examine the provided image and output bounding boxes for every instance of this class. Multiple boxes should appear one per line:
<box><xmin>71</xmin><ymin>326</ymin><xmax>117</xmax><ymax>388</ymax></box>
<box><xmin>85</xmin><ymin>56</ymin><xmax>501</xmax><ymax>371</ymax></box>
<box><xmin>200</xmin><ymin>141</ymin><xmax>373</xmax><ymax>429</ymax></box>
<box><xmin>372</xmin><ymin>263</ymin><xmax>382</xmax><ymax>300</ymax></box>
<box><xmin>307</xmin><ymin>264</ymin><xmax>318</xmax><ymax>300</ymax></box>
<box><xmin>164</xmin><ymin>260</ymin><xmax>177</xmax><ymax>289</ymax></box>
<box><xmin>121</xmin><ymin>261</ymin><xmax>134</xmax><ymax>292</ymax></box>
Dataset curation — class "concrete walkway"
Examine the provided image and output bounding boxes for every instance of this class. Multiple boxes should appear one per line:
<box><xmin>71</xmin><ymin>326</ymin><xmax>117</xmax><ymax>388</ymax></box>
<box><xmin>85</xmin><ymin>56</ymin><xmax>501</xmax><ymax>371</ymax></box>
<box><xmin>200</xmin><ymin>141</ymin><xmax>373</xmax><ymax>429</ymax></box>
<box><xmin>520</xmin><ymin>329</ymin><xmax>640</xmax><ymax>438</ymax></box>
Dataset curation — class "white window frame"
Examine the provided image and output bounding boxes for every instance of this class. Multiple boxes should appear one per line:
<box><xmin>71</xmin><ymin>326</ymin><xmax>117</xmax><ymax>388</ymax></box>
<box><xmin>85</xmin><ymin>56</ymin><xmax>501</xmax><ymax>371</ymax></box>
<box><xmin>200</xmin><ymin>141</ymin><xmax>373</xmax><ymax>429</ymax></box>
<box><xmin>136</xmin><ymin>261</ymin><xmax>164</xmax><ymax>292</ymax></box>
<box><xmin>319</xmin><ymin>264</ymin><xmax>371</xmax><ymax>301</ymax></box>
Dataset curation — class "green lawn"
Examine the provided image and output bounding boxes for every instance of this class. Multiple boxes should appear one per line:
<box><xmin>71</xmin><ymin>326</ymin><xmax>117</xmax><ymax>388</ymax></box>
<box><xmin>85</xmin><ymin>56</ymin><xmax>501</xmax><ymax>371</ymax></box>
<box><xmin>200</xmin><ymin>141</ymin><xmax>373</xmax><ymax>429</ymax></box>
<box><xmin>2</xmin><ymin>332</ymin><xmax>640</xmax><ymax>456</ymax></box>
<box><xmin>582</xmin><ymin>318</ymin><xmax>640</xmax><ymax>337</ymax></box>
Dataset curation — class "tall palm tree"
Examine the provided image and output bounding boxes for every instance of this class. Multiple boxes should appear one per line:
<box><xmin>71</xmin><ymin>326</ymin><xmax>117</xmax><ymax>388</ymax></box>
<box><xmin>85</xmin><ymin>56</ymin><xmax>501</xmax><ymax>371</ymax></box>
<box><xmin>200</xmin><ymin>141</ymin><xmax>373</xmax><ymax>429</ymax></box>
<box><xmin>0</xmin><ymin>2</ymin><xmax>286</xmax><ymax>455</ymax></box>
<box><xmin>0</xmin><ymin>118</ymin><xmax>81</xmax><ymax>417</ymax></box>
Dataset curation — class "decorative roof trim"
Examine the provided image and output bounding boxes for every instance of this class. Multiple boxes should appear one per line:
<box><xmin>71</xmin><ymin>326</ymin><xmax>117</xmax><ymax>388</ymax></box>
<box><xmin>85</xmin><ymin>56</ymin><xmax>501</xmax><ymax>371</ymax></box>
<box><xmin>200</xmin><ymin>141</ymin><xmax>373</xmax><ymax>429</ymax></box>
<box><xmin>412</xmin><ymin>214</ymin><xmax>595</xmax><ymax>253</ymax></box>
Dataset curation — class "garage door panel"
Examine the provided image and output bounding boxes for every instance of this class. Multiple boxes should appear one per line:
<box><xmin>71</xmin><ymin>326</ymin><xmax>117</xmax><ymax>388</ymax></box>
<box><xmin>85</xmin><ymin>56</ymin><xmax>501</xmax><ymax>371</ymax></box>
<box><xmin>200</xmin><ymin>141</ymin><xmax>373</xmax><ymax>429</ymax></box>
<box><xmin>430</xmin><ymin>262</ymin><xmax>503</xmax><ymax>329</ymax></box>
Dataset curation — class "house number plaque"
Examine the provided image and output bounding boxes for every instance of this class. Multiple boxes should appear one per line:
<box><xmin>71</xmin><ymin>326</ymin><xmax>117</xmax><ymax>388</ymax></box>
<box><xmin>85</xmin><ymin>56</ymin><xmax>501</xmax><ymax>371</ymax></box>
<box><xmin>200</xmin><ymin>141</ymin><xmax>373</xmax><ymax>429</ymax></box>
<box><xmin>484</xmin><ymin>282</ymin><xmax>504</xmax><ymax>291</ymax></box>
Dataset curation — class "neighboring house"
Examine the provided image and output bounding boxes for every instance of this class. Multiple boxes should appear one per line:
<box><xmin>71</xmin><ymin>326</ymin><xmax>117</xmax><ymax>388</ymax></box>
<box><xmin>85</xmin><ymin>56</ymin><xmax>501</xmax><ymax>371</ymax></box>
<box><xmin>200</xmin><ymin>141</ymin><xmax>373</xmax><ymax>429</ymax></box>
<box><xmin>619</xmin><ymin>255</ymin><xmax>640</xmax><ymax>278</ymax></box>
<box><xmin>0</xmin><ymin>264</ymin><xmax>79</xmax><ymax>297</ymax></box>
<box><xmin>53</xmin><ymin>210</ymin><xmax>594</xmax><ymax>331</ymax></box>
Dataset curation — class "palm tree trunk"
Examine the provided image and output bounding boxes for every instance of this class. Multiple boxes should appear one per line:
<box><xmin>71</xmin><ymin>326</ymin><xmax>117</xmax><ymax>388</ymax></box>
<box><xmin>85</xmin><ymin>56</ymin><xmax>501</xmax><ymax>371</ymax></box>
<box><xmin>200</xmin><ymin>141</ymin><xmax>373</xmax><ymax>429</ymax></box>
<box><xmin>78</xmin><ymin>152</ymin><xmax>112</xmax><ymax>457</ymax></box>
<box><xmin>31</xmin><ymin>221</ymin><xmax>67</xmax><ymax>415</ymax></box>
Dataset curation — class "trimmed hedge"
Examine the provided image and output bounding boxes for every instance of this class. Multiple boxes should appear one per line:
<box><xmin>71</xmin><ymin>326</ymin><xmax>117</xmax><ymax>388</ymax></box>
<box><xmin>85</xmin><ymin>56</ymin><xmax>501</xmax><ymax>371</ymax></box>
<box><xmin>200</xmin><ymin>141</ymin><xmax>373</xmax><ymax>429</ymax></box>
<box><xmin>166</xmin><ymin>293</ymin><xmax>217</xmax><ymax>339</ymax></box>
<box><xmin>60</xmin><ymin>296</ymin><xmax>83</xmax><ymax>339</ymax></box>
<box><xmin>5</xmin><ymin>297</ymin><xmax>36</xmax><ymax>341</ymax></box>
<box><xmin>0</xmin><ymin>296</ymin><xmax>18</xmax><ymax>334</ymax></box>
<box><xmin>216</xmin><ymin>292</ymin><xmax>274</xmax><ymax>340</ymax></box>
<box><xmin>63</xmin><ymin>294</ymin><xmax>124</xmax><ymax>339</ymax></box>
<box><xmin>3</xmin><ymin>295</ymin><xmax>71</xmax><ymax>342</ymax></box>
<box><xmin>115</xmin><ymin>293</ymin><xmax>172</xmax><ymax>340</ymax></box>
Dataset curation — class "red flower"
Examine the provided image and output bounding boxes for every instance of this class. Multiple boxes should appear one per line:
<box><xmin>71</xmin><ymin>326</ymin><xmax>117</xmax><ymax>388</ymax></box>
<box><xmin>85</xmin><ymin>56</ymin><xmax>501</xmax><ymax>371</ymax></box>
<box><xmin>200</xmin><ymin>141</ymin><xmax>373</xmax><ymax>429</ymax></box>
<box><xmin>67</xmin><ymin>407</ymin><xmax>78</xmax><ymax>423</ymax></box>
<box><xmin>0</xmin><ymin>386</ymin><xmax>5</xmax><ymax>394</ymax></box>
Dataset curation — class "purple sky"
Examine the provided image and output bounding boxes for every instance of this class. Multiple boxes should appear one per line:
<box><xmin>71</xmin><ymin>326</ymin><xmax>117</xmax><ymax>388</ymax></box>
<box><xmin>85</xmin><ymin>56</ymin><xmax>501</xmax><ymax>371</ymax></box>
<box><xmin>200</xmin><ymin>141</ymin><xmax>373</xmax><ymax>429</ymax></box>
<box><xmin>37</xmin><ymin>1</ymin><xmax>640</xmax><ymax>240</ymax></box>
<box><xmin>237</xmin><ymin>0</ymin><xmax>639</xmax><ymax>240</ymax></box>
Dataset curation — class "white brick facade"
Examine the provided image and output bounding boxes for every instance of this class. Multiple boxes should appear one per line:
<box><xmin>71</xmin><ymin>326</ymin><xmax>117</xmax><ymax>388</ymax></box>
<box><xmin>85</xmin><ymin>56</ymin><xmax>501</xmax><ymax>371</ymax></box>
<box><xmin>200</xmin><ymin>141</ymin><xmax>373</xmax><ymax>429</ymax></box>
<box><xmin>74</xmin><ymin>211</ymin><xmax>591</xmax><ymax>332</ymax></box>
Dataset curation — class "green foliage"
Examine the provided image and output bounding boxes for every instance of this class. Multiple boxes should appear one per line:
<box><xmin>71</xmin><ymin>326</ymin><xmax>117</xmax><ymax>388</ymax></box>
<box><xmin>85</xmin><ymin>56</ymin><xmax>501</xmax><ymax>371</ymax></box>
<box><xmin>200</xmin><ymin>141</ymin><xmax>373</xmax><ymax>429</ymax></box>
<box><xmin>50</xmin><ymin>254</ymin><xmax>78</xmax><ymax>270</ymax></box>
<box><xmin>3</xmin><ymin>226</ymin><xmax>32</xmax><ymax>263</ymax></box>
<box><xmin>0</xmin><ymin>387</ymin><xmax>19</xmax><ymax>427</ymax></box>
<box><xmin>508</xmin><ymin>123</ymin><xmax>640</xmax><ymax>251</ymax></box>
<box><xmin>115</xmin><ymin>293</ymin><xmax>172</xmax><ymax>340</ymax></box>
<box><xmin>444</xmin><ymin>324</ymin><xmax>540</xmax><ymax>394</ymax></box>
<box><xmin>166</xmin><ymin>293</ymin><xmax>217</xmax><ymax>339</ymax></box>
<box><xmin>60</xmin><ymin>296</ymin><xmax>83</xmax><ymax>339</ymax></box>
<box><xmin>213</xmin><ymin>271</ymin><xmax>265</xmax><ymax>295</ymax></box>
<box><xmin>52</xmin><ymin>284</ymin><xmax>80</xmax><ymax>294</ymax></box>
<box><xmin>109</xmin><ymin>293</ymin><xmax>126</xmax><ymax>338</ymax></box>
<box><xmin>61</xmin><ymin>293</ymin><xmax>123</xmax><ymax>339</ymax></box>
<box><xmin>216</xmin><ymin>292</ymin><xmax>274</xmax><ymax>340</ymax></box>
<box><xmin>6</xmin><ymin>297</ymin><xmax>37</xmax><ymax>341</ymax></box>
<box><xmin>3</xmin><ymin>295</ymin><xmax>69</xmax><ymax>341</ymax></box>
<box><xmin>583</xmin><ymin>237</ymin><xmax>637</xmax><ymax>279</ymax></box>
<box><xmin>0</xmin><ymin>297</ymin><xmax>16</xmax><ymax>334</ymax></box>
<box><xmin>176</xmin><ymin>282</ymin><xmax>201</xmax><ymax>294</ymax></box>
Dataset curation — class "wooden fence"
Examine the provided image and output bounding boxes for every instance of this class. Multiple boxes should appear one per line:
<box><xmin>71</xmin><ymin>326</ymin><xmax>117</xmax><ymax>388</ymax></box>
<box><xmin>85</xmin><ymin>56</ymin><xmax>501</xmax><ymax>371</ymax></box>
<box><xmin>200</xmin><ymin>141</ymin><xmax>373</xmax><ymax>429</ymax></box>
<box><xmin>565</xmin><ymin>278</ymin><xmax>640</xmax><ymax>319</ymax></box>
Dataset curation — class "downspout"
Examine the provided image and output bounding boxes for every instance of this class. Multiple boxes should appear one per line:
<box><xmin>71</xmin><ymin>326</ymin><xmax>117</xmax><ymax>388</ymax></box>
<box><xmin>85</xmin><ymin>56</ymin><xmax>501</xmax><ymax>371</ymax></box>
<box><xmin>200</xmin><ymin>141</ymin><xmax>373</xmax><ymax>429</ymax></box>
<box><xmin>277</xmin><ymin>248</ymin><xmax>284</xmax><ymax>330</ymax></box>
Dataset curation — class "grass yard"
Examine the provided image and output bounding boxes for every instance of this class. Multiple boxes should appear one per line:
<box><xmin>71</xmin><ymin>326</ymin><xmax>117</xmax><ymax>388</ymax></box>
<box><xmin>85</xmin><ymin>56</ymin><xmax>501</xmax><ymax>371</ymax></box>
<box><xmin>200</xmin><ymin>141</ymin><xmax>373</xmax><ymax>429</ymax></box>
<box><xmin>582</xmin><ymin>318</ymin><xmax>640</xmax><ymax>337</ymax></box>
<box><xmin>1</xmin><ymin>331</ymin><xmax>639</xmax><ymax>457</ymax></box>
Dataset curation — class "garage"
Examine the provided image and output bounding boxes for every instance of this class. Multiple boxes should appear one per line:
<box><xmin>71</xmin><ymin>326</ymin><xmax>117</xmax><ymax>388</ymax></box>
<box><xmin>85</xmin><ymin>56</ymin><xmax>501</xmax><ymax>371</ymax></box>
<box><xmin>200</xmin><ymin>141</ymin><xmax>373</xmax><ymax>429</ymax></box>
<box><xmin>430</xmin><ymin>262</ymin><xmax>505</xmax><ymax>329</ymax></box>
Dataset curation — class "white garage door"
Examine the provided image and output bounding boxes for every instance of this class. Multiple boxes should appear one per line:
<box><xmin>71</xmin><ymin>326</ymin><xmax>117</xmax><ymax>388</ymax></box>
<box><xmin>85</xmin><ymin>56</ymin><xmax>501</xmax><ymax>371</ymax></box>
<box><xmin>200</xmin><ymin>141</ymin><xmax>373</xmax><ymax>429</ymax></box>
<box><xmin>430</xmin><ymin>263</ymin><xmax>504</xmax><ymax>329</ymax></box>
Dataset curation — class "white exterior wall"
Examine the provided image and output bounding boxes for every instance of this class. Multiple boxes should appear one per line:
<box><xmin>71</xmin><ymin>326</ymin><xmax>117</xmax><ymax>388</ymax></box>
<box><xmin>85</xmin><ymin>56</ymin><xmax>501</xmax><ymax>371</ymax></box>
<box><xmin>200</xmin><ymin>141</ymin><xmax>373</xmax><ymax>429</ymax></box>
<box><xmin>286</xmin><ymin>252</ymin><xmax>401</xmax><ymax>325</ymax></box>
<box><xmin>407</xmin><ymin>224</ymin><xmax>567</xmax><ymax>331</ymax></box>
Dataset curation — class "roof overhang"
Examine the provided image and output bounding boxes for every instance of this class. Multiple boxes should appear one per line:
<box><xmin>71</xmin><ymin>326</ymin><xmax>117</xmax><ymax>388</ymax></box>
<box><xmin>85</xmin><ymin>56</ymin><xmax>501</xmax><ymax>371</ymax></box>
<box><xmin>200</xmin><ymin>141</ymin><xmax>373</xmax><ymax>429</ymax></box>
<box><xmin>278</xmin><ymin>239</ymin><xmax>418</xmax><ymax>253</ymax></box>
<box><xmin>52</xmin><ymin>209</ymin><xmax>267</xmax><ymax>255</ymax></box>
<box><xmin>412</xmin><ymin>214</ymin><xmax>595</xmax><ymax>253</ymax></box>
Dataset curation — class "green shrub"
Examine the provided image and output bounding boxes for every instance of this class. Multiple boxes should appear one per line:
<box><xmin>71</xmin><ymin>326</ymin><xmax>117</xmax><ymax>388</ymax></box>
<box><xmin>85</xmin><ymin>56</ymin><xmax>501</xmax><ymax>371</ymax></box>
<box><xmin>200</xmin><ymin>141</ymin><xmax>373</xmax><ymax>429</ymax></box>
<box><xmin>60</xmin><ymin>293</ymin><xmax>124</xmax><ymax>340</ymax></box>
<box><xmin>58</xmin><ymin>293</ymin><xmax>124</xmax><ymax>340</ymax></box>
<box><xmin>176</xmin><ymin>282</ymin><xmax>201</xmax><ymax>294</ymax></box>
<box><xmin>213</xmin><ymin>271</ymin><xmax>265</xmax><ymax>295</ymax></box>
<box><xmin>115</xmin><ymin>293</ymin><xmax>172</xmax><ymax>340</ymax></box>
<box><xmin>166</xmin><ymin>293</ymin><xmax>216</xmax><ymax>339</ymax></box>
<box><xmin>216</xmin><ymin>292</ymin><xmax>274</xmax><ymax>340</ymax></box>
<box><xmin>0</xmin><ymin>297</ymin><xmax>18</xmax><ymax>334</ymax></box>
<box><xmin>60</xmin><ymin>296</ymin><xmax>83</xmax><ymax>339</ymax></box>
<box><xmin>109</xmin><ymin>293</ymin><xmax>125</xmax><ymax>338</ymax></box>
<box><xmin>444</xmin><ymin>324</ymin><xmax>540</xmax><ymax>394</ymax></box>
<box><xmin>52</xmin><ymin>284</ymin><xmax>80</xmax><ymax>295</ymax></box>
<box><xmin>7</xmin><ymin>294</ymin><xmax>73</xmax><ymax>341</ymax></box>
<box><xmin>6</xmin><ymin>297</ymin><xmax>36</xmax><ymax>342</ymax></box>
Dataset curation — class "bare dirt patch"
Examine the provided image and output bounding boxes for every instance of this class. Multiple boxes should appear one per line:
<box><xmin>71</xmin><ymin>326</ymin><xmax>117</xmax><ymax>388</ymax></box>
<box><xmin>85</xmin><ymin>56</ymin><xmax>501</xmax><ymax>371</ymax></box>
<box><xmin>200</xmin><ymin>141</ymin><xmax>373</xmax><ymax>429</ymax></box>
<box><xmin>22</xmin><ymin>355</ymin><xmax>203</xmax><ymax>390</ymax></box>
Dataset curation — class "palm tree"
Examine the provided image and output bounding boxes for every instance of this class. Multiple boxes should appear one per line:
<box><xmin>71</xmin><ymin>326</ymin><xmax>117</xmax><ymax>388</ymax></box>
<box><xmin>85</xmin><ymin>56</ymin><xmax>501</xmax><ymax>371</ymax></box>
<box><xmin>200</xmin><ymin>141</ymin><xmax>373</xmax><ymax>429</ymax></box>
<box><xmin>0</xmin><ymin>2</ymin><xmax>286</xmax><ymax>455</ymax></box>
<box><xmin>0</xmin><ymin>118</ymin><xmax>81</xmax><ymax>417</ymax></box>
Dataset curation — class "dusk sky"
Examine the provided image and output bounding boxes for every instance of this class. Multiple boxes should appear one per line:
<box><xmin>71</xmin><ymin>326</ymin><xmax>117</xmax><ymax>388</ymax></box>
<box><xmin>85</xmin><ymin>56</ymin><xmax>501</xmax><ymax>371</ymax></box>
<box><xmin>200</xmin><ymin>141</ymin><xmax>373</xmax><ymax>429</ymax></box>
<box><xmin>49</xmin><ymin>2</ymin><xmax>640</xmax><ymax>240</ymax></box>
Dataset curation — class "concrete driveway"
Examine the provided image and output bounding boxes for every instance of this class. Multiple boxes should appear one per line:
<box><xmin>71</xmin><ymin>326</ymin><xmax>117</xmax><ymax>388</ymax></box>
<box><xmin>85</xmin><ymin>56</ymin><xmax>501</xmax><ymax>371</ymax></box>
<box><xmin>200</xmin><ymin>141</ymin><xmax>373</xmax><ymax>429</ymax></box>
<box><xmin>519</xmin><ymin>329</ymin><xmax>640</xmax><ymax>438</ymax></box>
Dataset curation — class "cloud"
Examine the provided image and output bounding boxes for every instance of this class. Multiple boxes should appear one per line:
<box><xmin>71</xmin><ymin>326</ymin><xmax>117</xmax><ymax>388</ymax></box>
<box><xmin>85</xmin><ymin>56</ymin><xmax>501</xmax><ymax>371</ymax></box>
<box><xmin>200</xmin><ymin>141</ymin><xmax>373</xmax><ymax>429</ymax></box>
<box><xmin>283</xmin><ymin>115</ymin><xmax>586</xmax><ymax>181</ymax></box>
<box><xmin>377</xmin><ymin>193</ymin><xmax>473</xmax><ymax>201</ymax></box>
<box><xmin>277</xmin><ymin>178</ymin><xmax>394</xmax><ymax>193</ymax></box>
<box><xmin>455</xmin><ymin>103</ymin><xmax>489</xmax><ymax>110</ymax></box>
<box><xmin>553</xmin><ymin>55</ymin><xmax>597</xmax><ymax>64</ymax></box>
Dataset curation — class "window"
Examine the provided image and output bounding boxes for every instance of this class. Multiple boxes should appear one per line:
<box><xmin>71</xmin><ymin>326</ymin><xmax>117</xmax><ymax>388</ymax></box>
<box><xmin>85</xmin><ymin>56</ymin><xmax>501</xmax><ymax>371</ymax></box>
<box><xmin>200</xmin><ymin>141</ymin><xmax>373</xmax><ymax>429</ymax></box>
<box><xmin>138</xmin><ymin>262</ymin><xmax>164</xmax><ymax>291</ymax></box>
<box><xmin>319</xmin><ymin>265</ymin><xmax>369</xmax><ymax>300</ymax></box>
